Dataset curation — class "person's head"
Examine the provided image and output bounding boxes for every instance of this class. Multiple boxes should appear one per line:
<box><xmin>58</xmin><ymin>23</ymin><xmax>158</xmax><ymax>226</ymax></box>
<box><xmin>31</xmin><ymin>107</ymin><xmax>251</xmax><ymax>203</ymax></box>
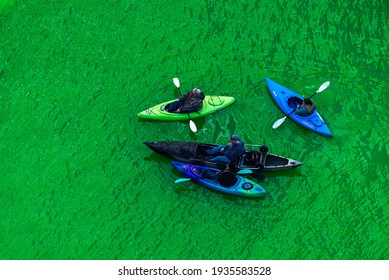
<box><xmin>230</xmin><ymin>134</ymin><xmax>240</xmax><ymax>143</ymax></box>
<box><xmin>303</xmin><ymin>98</ymin><xmax>313</xmax><ymax>105</ymax></box>
<box><xmin>191</xmin><ymin>88</ymin><xmax>205</xmax><ymax>100</ymax></box>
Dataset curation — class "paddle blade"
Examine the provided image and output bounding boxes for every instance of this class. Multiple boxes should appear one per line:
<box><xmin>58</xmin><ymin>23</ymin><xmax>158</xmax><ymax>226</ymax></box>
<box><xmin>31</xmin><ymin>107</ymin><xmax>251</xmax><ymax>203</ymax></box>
<box><xmin>175</xmin><ymin>178</ymin><xmax>191</xmax><ymax>183</ymax></box>
<box><xmin>317</xmin><ymin>81</ymin><xmax>330</xmax><ymax>93</ymax></box>
<box><xmin>189</xmin><ymin>120</ymin><xmax>197</xmax><ymax>132</ymax></box>
<box><xmin>173</xmin><ymin>77</ymin><xmax>180</xmax><ymax>88</ymax></box>
<box><xmin>272</xmin><ymin>116</ymin><xmax>287</xmax><ymax>129</ymax></box>
<box><xmin>237</xmin><ymin>169</ymin><xmax>253</xmax><ymax>175</ymax></box>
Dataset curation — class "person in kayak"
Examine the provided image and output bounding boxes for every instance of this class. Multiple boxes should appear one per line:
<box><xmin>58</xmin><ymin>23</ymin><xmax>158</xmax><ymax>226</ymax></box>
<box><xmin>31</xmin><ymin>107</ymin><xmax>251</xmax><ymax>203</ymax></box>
<box><xmin>217</xmin><ymin>163</ymin><xmax>239</xmax><ymax>187</ymax></box>
<box><xmin>205</xmin><ymin>134</ymin><xmax>245</xmax><ymax>164</ymax></box>
<box><xmin>295</xmin><ymin>98</ymin><xmax>316</xmax><ymax>116</ymax></box>
<box><xmin>201</xmin><ymin>162</ymin><xmax>238</xmax><ymax>187</ymax></box>
<box><xmin>161</xmin><ymin>88</ymin><xmax>205</xmax><ymax>113</ymax></box>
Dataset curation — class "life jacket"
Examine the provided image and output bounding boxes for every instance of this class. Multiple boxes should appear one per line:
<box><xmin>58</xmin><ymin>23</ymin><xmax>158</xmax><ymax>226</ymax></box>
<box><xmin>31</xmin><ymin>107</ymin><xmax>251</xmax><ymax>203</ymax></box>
<box><xmin>304</xmin><ymin>102</ymin><xmax>316</xmax><ymax>114</ymax></box>
<box><xmin>218</xmin><ymin>170</ymin><xmax>237</xmax><ymax>187</ymax></box>
<box><xmin>180</xmin><ymin>91</ymin><xmax>204</xmax><ymax>113</ymax></box>
<box><xmin>225</xmin><ymin>142</ymin><xmax>245</xmax><ymax>163</ymax></box>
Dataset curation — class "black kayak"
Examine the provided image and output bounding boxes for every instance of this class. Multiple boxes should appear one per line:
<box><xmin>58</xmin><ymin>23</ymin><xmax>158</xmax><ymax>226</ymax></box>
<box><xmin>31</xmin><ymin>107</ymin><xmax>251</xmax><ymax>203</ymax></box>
<box><xmin>144</xmin><ymin>141</ymin><xmax>303</xmax><ymax>172</ymax></box>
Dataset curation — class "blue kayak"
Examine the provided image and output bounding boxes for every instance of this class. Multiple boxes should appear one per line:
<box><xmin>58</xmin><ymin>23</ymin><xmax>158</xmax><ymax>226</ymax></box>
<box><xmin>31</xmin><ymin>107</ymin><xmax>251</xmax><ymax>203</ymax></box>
<box><xmin>265</xmin><ymin>78</ymin><xmax>332</xmax><ymax>137</ymax></box>
<box><xmin>171</xmin><ymin>161</ymin><xmax>266</xmax><ymax>197</ymax></box>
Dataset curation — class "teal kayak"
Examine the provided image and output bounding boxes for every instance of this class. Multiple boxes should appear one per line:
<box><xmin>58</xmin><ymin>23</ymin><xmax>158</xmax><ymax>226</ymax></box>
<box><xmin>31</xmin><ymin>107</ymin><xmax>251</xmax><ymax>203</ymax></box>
<box><xmin>171</xmin><ymin>161</ymin><xmax>266</xmax><ymax>197</ymax></box>
<box><xmin>137</xmin><ymin>96</ymin><xmax>235</xmax><ymax>121</ymax></box>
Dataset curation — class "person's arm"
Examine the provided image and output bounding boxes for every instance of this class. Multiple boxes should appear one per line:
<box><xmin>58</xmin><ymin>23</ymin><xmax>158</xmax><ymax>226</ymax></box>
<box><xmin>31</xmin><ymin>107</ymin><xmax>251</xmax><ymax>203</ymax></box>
<box><xmin>178</xmin><ymin>92</ymin><xmax>189</xmax><ymax>102</ymax></box>
<box><xmin>179</xmin><ymin>98</ymin><xmax>201</xmax><ymax>113</ymax></box>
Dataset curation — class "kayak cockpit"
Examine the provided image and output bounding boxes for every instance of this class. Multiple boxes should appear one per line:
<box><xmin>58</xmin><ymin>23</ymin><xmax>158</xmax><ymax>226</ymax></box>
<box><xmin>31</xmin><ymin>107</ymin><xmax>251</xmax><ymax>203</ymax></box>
<box><xmin>287</xmin><ymin>96</ymin><xmax>301</xmax><ymax>109</ymax></box>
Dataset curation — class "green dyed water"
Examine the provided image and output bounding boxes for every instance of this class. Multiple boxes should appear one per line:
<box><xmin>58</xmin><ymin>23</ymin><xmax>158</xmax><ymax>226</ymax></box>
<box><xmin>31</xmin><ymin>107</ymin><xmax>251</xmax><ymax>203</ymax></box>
<box><xmin>0</xmin><ymin>0</ymin><xmax>388</xmax><ymax>260</ymax></box>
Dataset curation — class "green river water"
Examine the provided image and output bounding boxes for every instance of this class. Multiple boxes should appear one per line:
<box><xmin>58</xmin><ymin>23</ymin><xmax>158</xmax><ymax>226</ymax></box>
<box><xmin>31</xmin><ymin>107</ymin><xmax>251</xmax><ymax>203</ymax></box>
<box><xmin>0</xmin><ymin>0</ymin><xmax>388</xmax><ymax>260</ymax></box>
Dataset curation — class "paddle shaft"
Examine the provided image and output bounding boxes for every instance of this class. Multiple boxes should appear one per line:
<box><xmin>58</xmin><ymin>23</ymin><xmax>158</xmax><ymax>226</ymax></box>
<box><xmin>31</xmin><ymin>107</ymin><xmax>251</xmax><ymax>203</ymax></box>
<box><xmin>173</xmin><ymin>77</ymin><xmax>197</xmax><ymax>132</ymax></box>
<box><xmin>177</xmin><ymin>87</ymin><xmax>183</xmax><ymax>97</ymax></box>
<box><xmin>307</xmin><ymin>90</ymin><xmax>320</xmax><ymax>100</ymax></box>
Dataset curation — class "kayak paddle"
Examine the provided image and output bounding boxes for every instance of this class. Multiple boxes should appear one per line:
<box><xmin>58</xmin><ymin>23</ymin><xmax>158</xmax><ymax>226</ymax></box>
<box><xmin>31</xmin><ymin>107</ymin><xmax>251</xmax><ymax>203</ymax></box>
<box><xmin>175</xmin><ymin>178</ymin><xmax>192</xmax><ymax>183</ymax></box>
<box><xmin>272</xmin><ymin>81</ymin><xmax>330</xmax><ymax>129</ymax></box>
<box><xmin>173</xmin><ymin>77</ymin><xmax>197</xmax><ymax>133</ymax></box>
<box><xmin>236</xmin><ymin>169</ymin><xmax>253</xmax><ymax>175</ymax></box>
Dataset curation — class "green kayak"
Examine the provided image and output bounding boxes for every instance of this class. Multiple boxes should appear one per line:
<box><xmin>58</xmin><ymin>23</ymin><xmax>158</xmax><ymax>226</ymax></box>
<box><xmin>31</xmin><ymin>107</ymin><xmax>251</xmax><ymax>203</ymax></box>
<box><xmin>137</xmin><ymin>96</ymin><xmax>235</xmax><ymax>121</ymax></box>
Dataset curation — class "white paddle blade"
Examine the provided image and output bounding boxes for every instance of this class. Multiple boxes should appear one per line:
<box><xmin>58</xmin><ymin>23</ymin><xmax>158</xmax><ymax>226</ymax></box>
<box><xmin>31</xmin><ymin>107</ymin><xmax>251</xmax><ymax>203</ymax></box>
<box><xmin>317</xmin><ymin>81</ymin><xmax>330</xmax><ymax>93</ymax></box>
<box><xmin>175</xmin><ymin>178</ymin><xmax>191</xmax><ymax>183</ymax></box>
<box><xmin>189</xmin><ymin>120</ymin><xmax>197</xmax><ymax>132</ymax></box>
<box><xmin>173</xmin><ymin>77</ymin><xmax>180</xmax><ymax>88</ymax></box>
<box><xmin>272</xmin><ymin>116</ymin><xmax>287</xmax><ymax>129</ymax></box>
<box><xmin>237</xmin><ymin>169</ymin><xmax>253</xmax><ymax>175</ymax></box>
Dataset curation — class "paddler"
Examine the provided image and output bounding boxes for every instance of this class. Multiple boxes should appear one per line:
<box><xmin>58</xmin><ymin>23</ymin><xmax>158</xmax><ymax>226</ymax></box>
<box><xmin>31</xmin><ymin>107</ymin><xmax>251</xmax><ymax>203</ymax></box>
<box><xmin>295</xmin><ymin>98</ymin><xmax>316</xmax><ymax>116</ymax></box>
